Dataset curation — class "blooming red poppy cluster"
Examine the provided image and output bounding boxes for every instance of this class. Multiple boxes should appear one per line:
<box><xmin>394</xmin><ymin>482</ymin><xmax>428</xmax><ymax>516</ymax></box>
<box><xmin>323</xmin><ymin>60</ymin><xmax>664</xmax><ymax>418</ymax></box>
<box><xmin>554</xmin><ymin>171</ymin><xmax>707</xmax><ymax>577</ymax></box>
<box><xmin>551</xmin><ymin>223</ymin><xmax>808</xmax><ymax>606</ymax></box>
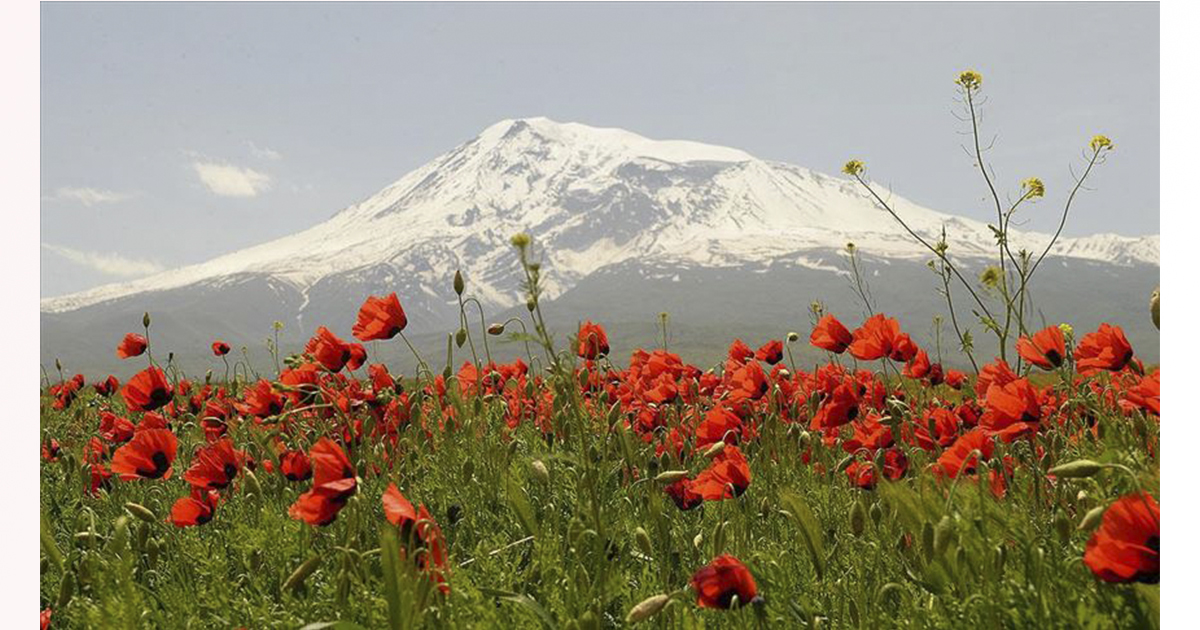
<box><xmin>41</xmin><ymin>292</ymin><xmax>1160</xmax><ymax>618</ymax></box>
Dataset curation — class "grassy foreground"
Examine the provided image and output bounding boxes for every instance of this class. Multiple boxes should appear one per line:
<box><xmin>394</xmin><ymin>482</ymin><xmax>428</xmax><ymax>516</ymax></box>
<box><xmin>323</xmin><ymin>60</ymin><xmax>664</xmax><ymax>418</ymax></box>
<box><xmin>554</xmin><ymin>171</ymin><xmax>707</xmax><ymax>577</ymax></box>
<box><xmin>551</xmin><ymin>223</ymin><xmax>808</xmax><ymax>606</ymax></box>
<box><xmin>40</xmin><ymin>329</ymin><xmax>1158</xmax><ymax>629</ymax></box>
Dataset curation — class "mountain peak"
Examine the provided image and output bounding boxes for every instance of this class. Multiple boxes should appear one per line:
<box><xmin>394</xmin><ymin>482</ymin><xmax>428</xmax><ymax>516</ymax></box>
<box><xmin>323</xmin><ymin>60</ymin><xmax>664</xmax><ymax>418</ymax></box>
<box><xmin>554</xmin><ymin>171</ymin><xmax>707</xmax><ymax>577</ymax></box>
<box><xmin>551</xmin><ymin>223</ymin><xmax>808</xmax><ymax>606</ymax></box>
<box><xmin>473</xmin><ymin>117</ymin><xmax>756</xmax><ymax>164</ymax></box>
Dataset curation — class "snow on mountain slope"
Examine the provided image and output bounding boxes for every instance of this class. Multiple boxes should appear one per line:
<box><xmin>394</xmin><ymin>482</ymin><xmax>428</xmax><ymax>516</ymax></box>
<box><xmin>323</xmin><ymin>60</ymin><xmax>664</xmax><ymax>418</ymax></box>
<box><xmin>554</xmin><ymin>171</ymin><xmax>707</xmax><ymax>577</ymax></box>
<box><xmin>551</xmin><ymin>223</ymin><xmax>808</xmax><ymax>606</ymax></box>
<box><xmin>41</xmin><ymin>117</ymin><xmax>1158</xmax><ymax>316</ymax></box>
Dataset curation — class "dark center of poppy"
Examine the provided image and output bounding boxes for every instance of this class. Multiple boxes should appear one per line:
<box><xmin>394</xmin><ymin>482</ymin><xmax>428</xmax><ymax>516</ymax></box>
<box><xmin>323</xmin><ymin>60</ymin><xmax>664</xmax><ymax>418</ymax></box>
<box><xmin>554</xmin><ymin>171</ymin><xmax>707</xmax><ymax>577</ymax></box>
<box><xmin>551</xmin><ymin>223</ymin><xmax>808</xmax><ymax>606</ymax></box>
<box><xmin>139</xmin><ymin>451</ymin><xmax>170</xmax><ymax>479</ymax></box>
<box><xmin>148</xmin><ymin>387</ymin><xmax>173</xmax><ymax>409</ymax></box>
<box><xmin>223</xmin><ymin>463</ymin><xmax>238</xmax><ymax>482</ymax></box>
<box><xmin>1044</xmin><ymin>350</ymin><xmax>1063</xmax><ymax>367</ymax></box>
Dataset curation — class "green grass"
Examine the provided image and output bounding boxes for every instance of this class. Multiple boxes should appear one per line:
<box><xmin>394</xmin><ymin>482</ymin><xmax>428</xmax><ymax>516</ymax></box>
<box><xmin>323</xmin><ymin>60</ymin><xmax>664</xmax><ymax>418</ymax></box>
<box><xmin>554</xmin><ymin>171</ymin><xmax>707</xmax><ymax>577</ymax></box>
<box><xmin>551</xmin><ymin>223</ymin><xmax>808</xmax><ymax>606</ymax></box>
<box><xmin>40</xmin><ymin>373</ymin><xmax>1158</xmax><ymax>629</ymax></box>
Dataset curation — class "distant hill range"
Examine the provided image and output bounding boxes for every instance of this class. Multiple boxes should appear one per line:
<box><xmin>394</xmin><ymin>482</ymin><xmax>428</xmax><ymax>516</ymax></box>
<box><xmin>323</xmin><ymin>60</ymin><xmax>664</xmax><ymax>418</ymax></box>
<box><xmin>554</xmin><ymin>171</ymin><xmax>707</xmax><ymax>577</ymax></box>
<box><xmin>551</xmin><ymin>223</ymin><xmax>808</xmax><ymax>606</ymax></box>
<box><xmin>41</xmin><ymin>118</ymin><xmax>1159</xmax><ymax>377</ymax></box>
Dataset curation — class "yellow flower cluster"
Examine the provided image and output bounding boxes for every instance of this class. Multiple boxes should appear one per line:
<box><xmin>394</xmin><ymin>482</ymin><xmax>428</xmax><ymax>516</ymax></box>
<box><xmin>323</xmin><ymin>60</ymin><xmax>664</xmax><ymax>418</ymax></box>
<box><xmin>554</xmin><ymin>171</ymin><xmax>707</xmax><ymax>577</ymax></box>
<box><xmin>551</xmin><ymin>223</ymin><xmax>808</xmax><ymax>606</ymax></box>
<box><xmin>956</xmin><ymin>70</ymin><xmax>983</xmax><ymax>91</ymax></box>
<box><xmin>842</xmin><ymin>160</ymin><xmax>865</xmax><ymax>177</ymax></box>
<box><xmin>980</xmin><ymin>265</ymin><xmax>1002</xmax><ymax>288</ymax></box>
<box><xmin>1090</xmin><ymin>135</ymin><xmax>1114</xmax><ymax>153</ymax></box>
<box><xmin>510</xmin><ymin>233</ymin><xmax>532</xmax><ymax>249</ymax></box>
<box><xmin>1021</xmin><ymin>177</ymin><xmax>1046</xmax><ymax>199</ymax></box>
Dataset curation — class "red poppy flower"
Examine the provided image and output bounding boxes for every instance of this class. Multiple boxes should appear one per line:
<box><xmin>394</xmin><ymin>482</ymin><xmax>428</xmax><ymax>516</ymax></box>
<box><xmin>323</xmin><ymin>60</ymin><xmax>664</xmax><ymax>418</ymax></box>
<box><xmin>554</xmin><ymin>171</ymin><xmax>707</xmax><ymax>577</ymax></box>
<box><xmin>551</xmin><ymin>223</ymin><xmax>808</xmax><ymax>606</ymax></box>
<box><xmin>183</xmin><ymin>438</ymin><xmax>242</xmax><ymax>490</ymax></box>
<box><xmin>935</xmin><ymin>428</ymin><xmax>994</xmax><ymax>479</ymax></box>
<box><xmin>306</xmin><ymin>326</ymin><xmax>352</xmax><ymax>372</ymax></box>
<box><xmin>691</xmin><ymin>446</ymin><xmax>752</xmax><ymax>501</ymax></box>
<box><xmin>974</xmin><ymin>358</ymin><xmax>1017</xmax><ymax>398</ymax></box>
<box><xmin>41</xmin><ymin>608</ymin><xmax>51</xmax><ymax>630</ymax></box>
<box><xmin>236</xmin><ymin>379</ymin><xmax>285</xmax><ymax>417</ymax></box>
<box><xmin>279</xmin><ymin>449</ymin><xmax>312</xmax><ymax>482</ymax></box>
<box><xmin>121</xmin><ymin>366</ymin><xmax>174</xmax><ymax>412</ymax></box>
<box><xmin>903</xmin><ymin>350</ymin><xmax>932</xmax><ymax>380</ymax></box>
<box><xmin>1123</xmin><ymin>370</ymin><xmax>1160</xmax><ymax>416</ymax></box>
<box><xmin>727</xmin><ymin>361</ymin><xmax>769</xmax><ymax>403</ymax></box>
<box><xmin>754</xmin><ymin>340</ymin><xmax>784</xmax><ymax>365</ymax></box>
<box><xmin>42</xmin><ymin>438</ymin><xmax>61</xmax><ymax>462</ymax></box>
<box><xmin>577</xmin><ymin>321</ymin><xmax>610</xmax><ymax>360</ymax></box>
<box><xmin>211</xmin><ymin>340</ymin><xmax>231</xmax><ymax>356</ymax></box>
<box><xmin>352</xmin><ymin>293</ymin><xmax>408</xmax><ymax>341</ymax></box>
<box><xmin>370</xmin><ymin>363</ymin><xmax>396</xmax><ymax>392</ymax></box>
<box><xmin>690</xmin><ymin>555</ymin><xmax>759</xmax><ymax>609</ymax></box>
<box><xmin>347</xmin><ymin>343</ymin><xmax>368</xmax><ymax>370</ymax></box>
<box><xmin>99</xmin><ymin>411</ymin><xmax>135</xmax><ymax>444</ymax></box>
<box><xmin>111</xmin><ymin>428</ymin><xmax>178</xmax><ymax>480</ymax></box>
<box><xmin>1084</xmin><ymin>493</ymin><xmax>1159</xmax><ymax>584</ymax></box>
<box><xmin>93</xmin><ymin>375</ymin><xmax>120</xmax><ymax>397</ymax></box>
<box><xmin>135</xmin><ymin>412</ymin><xmax>170</xmax><ymax>433</ymax></box>
<box><xmin>1016</xmin><ymin>325</ymin><xmax>1066</xmax><ymax>370</ymax></box>
<box><xmin>695</xmin><ymin>405</ymin><xmax>744</xmax><ymax>448</ymax></box>
<box><xmin>846</xmin><ymin>449</ymin><xmax>907</xmax><ymax>489</ymax></box>
<box><xmin>170</xmin><ymin>487</ymin><xmax>220</xmax><ymax>527</ymax></box>
<box><xmin>944</xmin><ymin>369</ymin><xmax>966</xmax><ymax>390</ymax></box>
<box><xmin>289</xmin><ymin>437</ymin><xmax>357</xmax><ymax>526</ymax></box>
<box><xmin>665</xmin><ymin>477</ymin><xmax>704</xmax><ymax>511</ymax></box>
<box><xmin>848</xmin><ymin>314</ymin><xmax>902</xmax><ymax>361</ymax></box>
<box><xmin>1075</xmin><ymin>323</ymin><xmax>1134</xmax><ymax>374</ymax></box>
<box><xmin>810</xmin><ymin>382</ymin><xmax>860</xmax><ymax>430</ymax></box>
<box><xmin>889</xmin><ymin>333</ymin><xmax>919</xmax><ymax>363</ymax></box>
<box><xmin>382</xmin><ymin>483</ymin><xmax>450</xmax><ymax>592</ymax></box>
<box><xmin>810</xmin><ymin>314</ymin><xmax>853</xmax><ymax>354</ymax></box>
<box><xmin>980</xmin><ymin>378</ymin><xmax>1042</xmax><ymax>438</ymax></box>
<box><xmin>116</xmin><ymin>333</ymin><xmax>147</xmax><ymax>359</ymax></box>
<box><xmin>383</xmin><ymin>482</ymin><xmax>418</xmax><ymax>526</ymax></box>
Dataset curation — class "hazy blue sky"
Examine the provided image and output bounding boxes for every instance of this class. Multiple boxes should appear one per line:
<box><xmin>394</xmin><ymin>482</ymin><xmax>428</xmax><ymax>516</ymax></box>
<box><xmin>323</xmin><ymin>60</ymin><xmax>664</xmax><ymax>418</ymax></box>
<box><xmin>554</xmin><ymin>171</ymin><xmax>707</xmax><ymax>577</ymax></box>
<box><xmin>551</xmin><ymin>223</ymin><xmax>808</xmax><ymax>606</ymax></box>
<box><xmin>41</xmin><ymin>2</ymin><xmax>1158</xmax><ymax>297</ymax></box>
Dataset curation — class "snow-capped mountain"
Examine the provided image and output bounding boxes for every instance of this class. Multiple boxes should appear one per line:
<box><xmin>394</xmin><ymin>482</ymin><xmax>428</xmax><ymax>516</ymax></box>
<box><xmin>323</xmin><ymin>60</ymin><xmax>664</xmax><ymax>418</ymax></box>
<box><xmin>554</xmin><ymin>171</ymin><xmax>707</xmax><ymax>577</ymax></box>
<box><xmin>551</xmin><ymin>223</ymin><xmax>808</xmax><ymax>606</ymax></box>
<box><xmin>41</xmin><ymin>118</ymin><xmax>1159</xmax><ymax>373</ymax></box>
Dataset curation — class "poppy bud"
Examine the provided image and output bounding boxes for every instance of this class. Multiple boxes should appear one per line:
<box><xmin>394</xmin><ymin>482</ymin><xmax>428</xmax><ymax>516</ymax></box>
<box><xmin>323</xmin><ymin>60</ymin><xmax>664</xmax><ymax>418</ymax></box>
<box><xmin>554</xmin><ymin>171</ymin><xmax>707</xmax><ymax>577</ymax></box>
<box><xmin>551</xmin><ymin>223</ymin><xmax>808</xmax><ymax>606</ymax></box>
<box><xmin>526</xmin><ymin>299</ymin><xmax>536</xmax><ymax>312</ymax></box>
<box><xmin>125</xmin><ymin>502</ymin><xmax>158</xmax><ymax>524</ymax></box>
<box><xmin>921</xmin><ymin>521</ymin><xmax>935</xmax><ymax>561</ymax></box>
<box><xmin>55</xmin><ymin>358</ymin><xmax>62</xmax><ymax>371</ymax></box>
<box><xmin>454</xmin><ymin>270</ymin><xmax>465</xmax><ymax>296</ymax></box>
<box><xmin>244</xmin><ymin>469</ymin><xmax>263</xmax><ymax>498</ymax></box>
<box><xmin>461</xmin><ymin>459</ymin><xmax>474</xmax><ymax>481</ymax></box>
<box><xmin>713</xmin><ymin>520</ymin><xmax>729</xmax><ymax>555</ymax></box>
<box><xmin>702</xmin><ymin>441</ymin><xmax>726</xmax><ymax>459</ymax></box>
<box><xmin>787</xmin><ymin>331</ymin><xmax>800</xmax><ymax>343</ymax></box>
<box><xmin>488</xmin><ymin>323</ymin><xmax>506</xmax><ymax>335</ymax></box>
<box><xmin>1048</xmin><ymin>459</ymin><xmax>1105</xmax><ymax>479</ymax></box>
<box><xmin>850</xmin><ymin>501</ymin><xmax>866</xmax><ymax>537</ymax></box>
<box><xmin>933</xmin><ymin>515</ymin><xmax>954</xmax><ymax>557</ymax></box>
<box><xmin>143</xmin><ymin>312</ymin><xmax>151</xmax><ymax>328</ymax></box>
<box><xmin>530</xmin><ymin>460</ymin><xmax>550</xmax><ymax>484</ymax></box>
<box><xmin>107</xmin><ymin>516</ymin><xmax>130</xmax><ymax>556</ymax></box>
<box><xmin>56</xmin><ymin>569</ymin><xmax>74</xmax><ymax>609</ymax></box>
<box><xmin>625</xmin><ymin>594</ymin><xmax>671</xmax><ymax>624</ymax></box>
<box><xmin>655</xmin><ymin>470</ymin><xmax>690</xmax><ymax>484</ymax></box>
<box><xmin>1078</xmin><ymin>505</ymin><xmax>1106</xmax><ymax>531</ymax></box>
<box><xmin>511</xmin><ymin>233</ymin><xmax>531</xmax><ymax>249</ymax></box>
<box><xmin>282</xmin><ymin>555</ymin><xmax>321</xmax><ymax>593</ymax></box>
<box><xmin>869</xmin><ymin>502</ymin><xmax>883</xmax><ymax>527</ymax></box>
<box><xmin>456</xmin><ymin>329</ymin><xmax>467</xmax><ymax>348</ymax></box>
<box><xmin>797</xmin><ymin>430</ymin><xmax>811</xmax><ymax>450</ymax></box>
<box><xmin>992</xmin><ymin>545</ymin><xmax>1006</xmax><ymax>577</ymax></box>
<box><xmin>634</xmin><ymin>527</ymin><xmax>653</xmax><ymax>558</ymax></box>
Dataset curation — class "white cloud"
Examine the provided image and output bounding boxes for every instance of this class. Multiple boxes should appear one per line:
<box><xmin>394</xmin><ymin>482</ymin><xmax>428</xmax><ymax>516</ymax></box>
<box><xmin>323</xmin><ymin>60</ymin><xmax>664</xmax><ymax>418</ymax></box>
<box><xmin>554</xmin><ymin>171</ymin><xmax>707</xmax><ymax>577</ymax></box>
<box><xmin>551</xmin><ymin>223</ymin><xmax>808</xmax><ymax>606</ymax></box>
<box><xmin>43</xmin><ymin>186</ymin><xmax>134</xmax><ymax>206</ymax></box>
<box><xmin>248</xmin><ymin>141</ymin><xmax>283</xmax><ymax>161</ymax></box>
<box><xmin>41</xmin><ymin>242</ymin><xmax>166</xmax><ymax>277</ymax></box>
<box><xmin>192</xmin><ymin>160</ymin><xmax>272</xmax><ymax>197</ymax></box>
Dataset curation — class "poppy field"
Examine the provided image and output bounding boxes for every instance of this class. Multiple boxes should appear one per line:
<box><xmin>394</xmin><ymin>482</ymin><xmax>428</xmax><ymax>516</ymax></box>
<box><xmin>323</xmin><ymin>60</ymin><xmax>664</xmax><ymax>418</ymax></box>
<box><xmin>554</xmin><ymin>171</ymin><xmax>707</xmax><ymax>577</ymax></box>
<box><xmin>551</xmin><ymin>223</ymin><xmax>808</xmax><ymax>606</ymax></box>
<box><xmin>39</xmin><ymin>289</ymin><xmax>1160</xmax><ymax>628</ymax></box>
<box><xmin>39</xmin><ymin>73</ymin><xmax>1159</xmax><ymax>629</ymax></box>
